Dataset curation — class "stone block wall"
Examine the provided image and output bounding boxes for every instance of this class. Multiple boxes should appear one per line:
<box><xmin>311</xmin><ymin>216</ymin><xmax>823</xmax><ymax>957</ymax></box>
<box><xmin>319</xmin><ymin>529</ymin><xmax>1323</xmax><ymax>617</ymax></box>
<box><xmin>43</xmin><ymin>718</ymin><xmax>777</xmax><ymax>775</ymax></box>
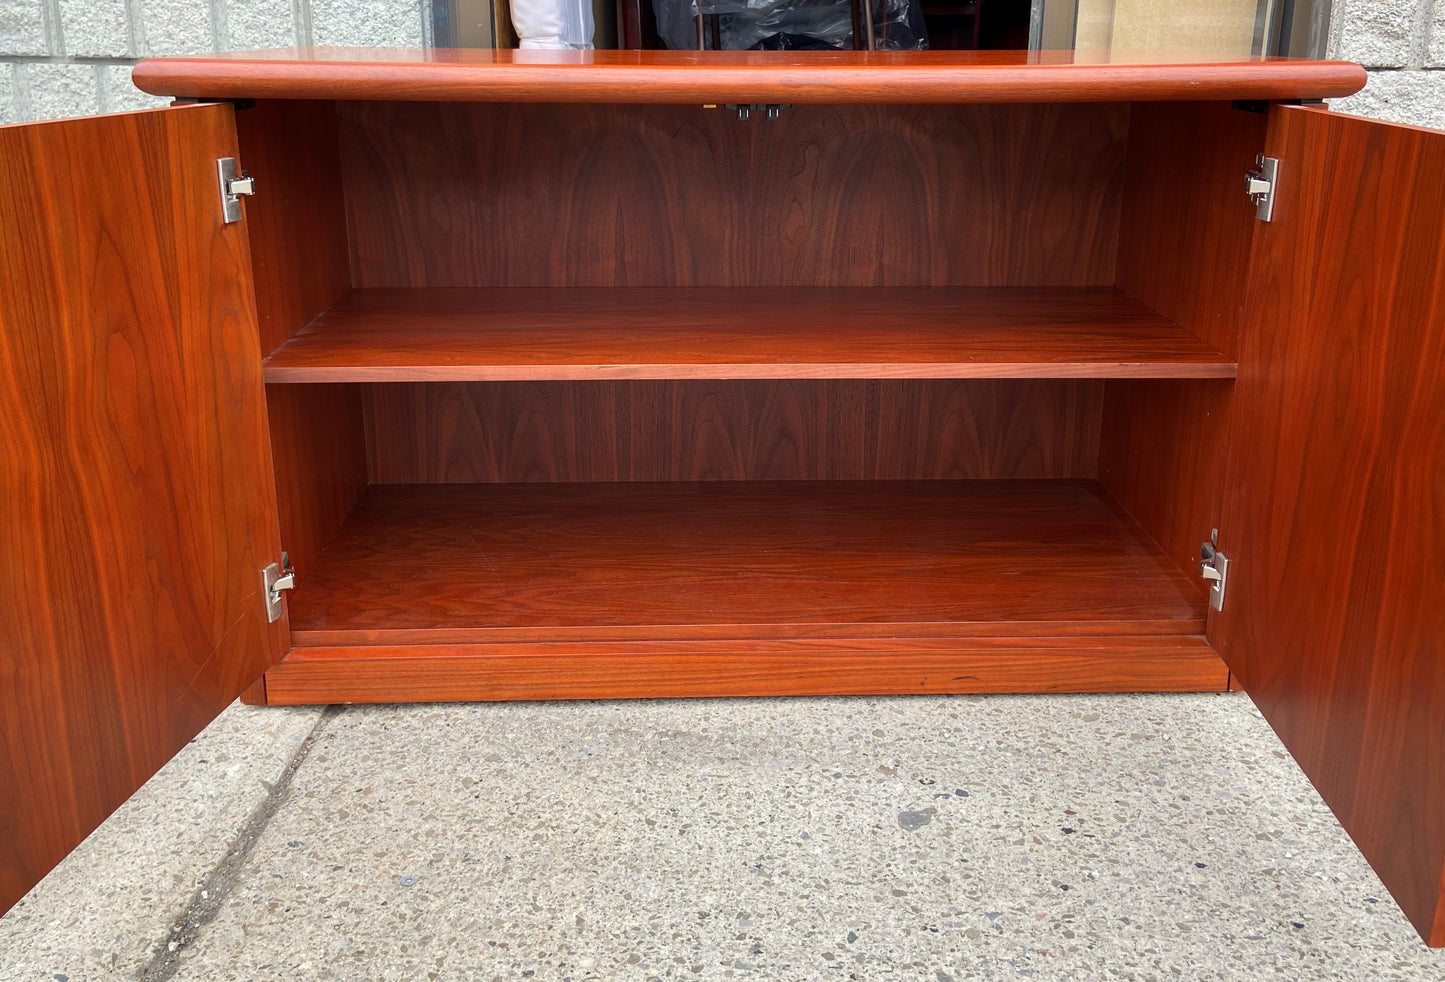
<box><xmin>0</xmin><ymin>0</ymin><xmax>431</xmax><ymax>122</ymax></box>
<box><xmin>1329</xmin><ymin>0</ymin><xmax>1445</xmax><ymax>128</ymax></box>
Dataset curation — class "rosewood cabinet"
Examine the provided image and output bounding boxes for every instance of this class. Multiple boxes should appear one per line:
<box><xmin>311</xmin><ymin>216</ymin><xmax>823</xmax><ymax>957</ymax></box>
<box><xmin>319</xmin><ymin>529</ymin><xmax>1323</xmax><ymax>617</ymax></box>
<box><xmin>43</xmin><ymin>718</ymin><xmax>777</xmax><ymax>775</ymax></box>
<box><xmin>1</xmin><ymin>49</ymin><xmax>1441</xmax><ymax>946</ymax></box>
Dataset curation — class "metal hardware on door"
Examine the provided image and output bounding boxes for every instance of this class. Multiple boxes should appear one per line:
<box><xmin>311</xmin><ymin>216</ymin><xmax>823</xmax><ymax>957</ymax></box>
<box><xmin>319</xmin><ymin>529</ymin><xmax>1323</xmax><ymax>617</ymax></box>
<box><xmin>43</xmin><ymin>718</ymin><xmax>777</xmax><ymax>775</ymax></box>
<box><xmin>1245</xmin><ymin>154</ymin><xmax>1280</xmax><ymax>222</ymax></box>
<box><xmin>704</xmin><ymin>104</ymin><xmax>788</xmax><ymax>121</ymax></box>
<box><xmin>217</xmin><ymin>157</ymin><xmax>256</xmax><ymax>224</ymax></box>
<box><xmin>1200</xmin><ymin>533</ymin><xmax>1230</xmax><ymax>613</ymax></box>
<box><xmin>262</xmin><ymin>552</ymin><xmax>296</xmax><ymax>623</ymax></box>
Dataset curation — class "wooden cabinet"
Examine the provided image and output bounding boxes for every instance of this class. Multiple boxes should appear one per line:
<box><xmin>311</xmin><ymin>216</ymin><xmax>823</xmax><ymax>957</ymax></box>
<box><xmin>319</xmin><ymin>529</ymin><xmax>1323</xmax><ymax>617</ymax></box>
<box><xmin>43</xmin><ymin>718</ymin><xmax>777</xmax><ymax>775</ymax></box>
<box><xmin>1</xmin><ymin>49</ymin><xmax>1441</xmax><ymax>947</ymax></box>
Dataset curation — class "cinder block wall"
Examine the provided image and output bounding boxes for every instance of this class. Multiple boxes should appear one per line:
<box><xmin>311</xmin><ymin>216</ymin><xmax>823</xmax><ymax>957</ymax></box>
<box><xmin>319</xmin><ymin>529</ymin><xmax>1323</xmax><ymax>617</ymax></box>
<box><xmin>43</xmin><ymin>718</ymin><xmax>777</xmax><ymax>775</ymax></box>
<box><xmin>1329</xmin><ymin>0</ymin><xmax>1445</xmax><ymax>127</ymax></box>
<box><xmin>0</xmin><ymin>1</ymin><xmax>1442</xmax><ymax>126</ymax></box>
<box><xmin>0</xmin><ymin>0</ymin><xmax>432</xmax><ymax>122</ymax></box>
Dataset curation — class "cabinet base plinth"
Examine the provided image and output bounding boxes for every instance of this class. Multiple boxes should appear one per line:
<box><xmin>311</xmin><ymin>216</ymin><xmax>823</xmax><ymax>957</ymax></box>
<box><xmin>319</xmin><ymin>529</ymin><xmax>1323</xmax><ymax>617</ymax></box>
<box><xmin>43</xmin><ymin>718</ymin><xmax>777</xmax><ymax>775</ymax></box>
<box><xmin>258</xmin><ymin>636</ymin><xmax>1227</xmax><ymax>705</ymax></box>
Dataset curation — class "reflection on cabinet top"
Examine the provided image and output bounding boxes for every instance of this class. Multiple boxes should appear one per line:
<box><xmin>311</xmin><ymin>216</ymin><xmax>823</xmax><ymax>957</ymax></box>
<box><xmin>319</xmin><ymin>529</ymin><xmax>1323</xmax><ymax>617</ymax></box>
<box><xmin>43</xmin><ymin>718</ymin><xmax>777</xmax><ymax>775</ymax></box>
<box><xmin>132</xmin><ymin>47</ymin><xmax>1366</xmax><ymax>104</ymax></box>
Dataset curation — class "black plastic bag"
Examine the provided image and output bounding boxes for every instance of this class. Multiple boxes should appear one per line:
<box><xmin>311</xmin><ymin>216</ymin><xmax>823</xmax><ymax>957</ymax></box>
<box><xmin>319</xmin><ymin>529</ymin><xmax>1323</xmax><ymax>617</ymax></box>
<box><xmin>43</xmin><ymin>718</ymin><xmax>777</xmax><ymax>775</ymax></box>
<box><xmin>652</xmin><ymin>0</ymin><xmax>928</xmax><ymax>52</ymax></box>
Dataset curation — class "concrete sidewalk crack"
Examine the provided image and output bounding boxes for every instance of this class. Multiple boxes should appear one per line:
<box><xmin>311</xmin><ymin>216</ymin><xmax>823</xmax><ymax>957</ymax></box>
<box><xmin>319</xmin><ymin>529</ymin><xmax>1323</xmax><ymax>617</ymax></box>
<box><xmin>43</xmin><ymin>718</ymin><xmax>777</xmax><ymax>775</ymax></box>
<box><xmin>137</xmin><ymin>705</ymin><xmax>340</xmax><ymax>981</ymax></box>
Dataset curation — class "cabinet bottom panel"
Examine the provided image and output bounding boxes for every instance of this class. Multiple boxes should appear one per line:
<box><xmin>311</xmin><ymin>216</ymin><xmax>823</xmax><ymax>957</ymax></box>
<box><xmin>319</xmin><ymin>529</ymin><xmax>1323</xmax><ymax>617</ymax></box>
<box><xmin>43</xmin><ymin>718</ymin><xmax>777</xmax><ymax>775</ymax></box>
<box><xmin>285</xmin><ymin>480</ymin><xmax>1207</xmax><ymax>646</ymax></box>
<box><xmin>259</xmin><ymin>636</ymin><xmax>1229</xmax><ymax>704</ymax></box>
<box><xmin>268</xmin><ymin>479</ymin><xmax>1223</xmax><ymax>701</ymax></box>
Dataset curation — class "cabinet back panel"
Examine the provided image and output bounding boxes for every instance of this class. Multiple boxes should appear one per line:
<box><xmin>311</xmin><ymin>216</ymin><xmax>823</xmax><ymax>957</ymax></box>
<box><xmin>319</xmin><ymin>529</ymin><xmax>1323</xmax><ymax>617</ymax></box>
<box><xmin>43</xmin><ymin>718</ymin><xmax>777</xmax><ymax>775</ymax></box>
<box><xmin>338</xmin><ymin>102</ymin><xmax>1127</xmax><ymax>288</ymax></box>
<box><xmin>364</xmin><ymin>380</ymin><xmax>1102</xmax><ymax>483</ymax></box>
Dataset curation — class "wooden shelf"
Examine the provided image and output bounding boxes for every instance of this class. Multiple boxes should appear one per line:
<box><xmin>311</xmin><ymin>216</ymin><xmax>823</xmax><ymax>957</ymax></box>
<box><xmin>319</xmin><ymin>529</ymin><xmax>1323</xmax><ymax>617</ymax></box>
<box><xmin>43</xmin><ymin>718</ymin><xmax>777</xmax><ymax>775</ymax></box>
<box><xmin>288</xmin><ymin>480</ymin><xmax>1207</xmax><ymax>644</ymax></box>
<box><xmin>262</xmin><ymin>288</ymin><xmax>1236</xmax><ymax>382</ymax></box>
<box><xmin>133</xmin><ymin>48</ymin><xmax>1365</xmax><ymax>105</ymax></box>
<box><xmin>268</xmin><ymin>480</ymin><xmax>1225</xmax><ymax>701</ymax></box>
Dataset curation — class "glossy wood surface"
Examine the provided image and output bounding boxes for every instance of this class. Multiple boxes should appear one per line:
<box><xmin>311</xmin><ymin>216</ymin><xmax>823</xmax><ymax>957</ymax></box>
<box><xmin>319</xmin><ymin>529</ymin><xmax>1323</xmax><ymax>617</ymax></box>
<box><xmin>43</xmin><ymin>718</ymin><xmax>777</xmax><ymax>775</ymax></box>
<box><xmin>1099</xmin><ymin>379</ymin><xmax>1233</xmax><ymax>578</ymax></box>
<box><xmin>339</xmin><ymin>102</ymin><xmax>1127</xmax><ymax>288</ymax></box>
<box><xmin>234</xmin><ymin>100</ymin><xmax>351</xmax><ymax>356</ymax></box>
<box><xmin>263</xmin><ymin>287</ymin><xmax>1234</xmax><ymax>382</ymax></box>
<box><xmin>233</xmin><ymin>100</ymin><xmax>370</xmax><ymax>590</ymax></box>
<box><xmin>287</xmin><ymin>481</ymin><xmax>1206</xmax><ymax>646</ymax></box>
<box><xmin>364</xmin><ymin>380</ymin><xmax>1103</xmax><ymax>483</ymax></box>
<box><xmin>262</xmin><ymin>636</ymin><xmax>1229</xmax><ymax>704</ymax></box>
<box><xmin>1100</xmin><ymin>102</ymin><xmax>1265</xmax><ymax>580</ymax></box>
<box><xmin>0</xmin><ymin>105</ymin><xmax>283</xmax><ymax>913</ymax></box>
<box><xmin>1114</xmin><ymin>102</ymin><xmax>1265</xmax><ymax>361</ymax></box>
<box><xmin>132</xmin><ymin>48</ymin><xmax>1366</xmax><ymax>104</ymax></box>
<box><xmin>264</xmin><ymin>384</ymin><xmax>368</xmax><ymax>582</ymax></box>
<box><xmin>1217</xmin><ymin>106</ymin><xmax>1445</xmax><ymax>947</ymax></box>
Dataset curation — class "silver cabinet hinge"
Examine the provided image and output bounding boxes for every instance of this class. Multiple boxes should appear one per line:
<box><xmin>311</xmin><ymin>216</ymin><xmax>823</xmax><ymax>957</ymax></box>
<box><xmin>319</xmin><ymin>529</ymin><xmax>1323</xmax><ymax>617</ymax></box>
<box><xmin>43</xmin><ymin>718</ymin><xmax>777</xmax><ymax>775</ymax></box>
<box><xmin>218</xmin><ymin>157</ymin><xmax>256</xmax><ymax>224</ymax></box>
<box><xmin>1245</xmin><ymin>154</ymin><xmax>1279</xmax><ymax>222</ymax></box>
<box><xmin>1200</xmin><ymin>532</ymin><xmax>1230</xmax><ymax>613</ymax></box>
<box><xmin>262</xmin><ymin>552</ymin><xmax>295</xmax><ymax>623</ymax></box>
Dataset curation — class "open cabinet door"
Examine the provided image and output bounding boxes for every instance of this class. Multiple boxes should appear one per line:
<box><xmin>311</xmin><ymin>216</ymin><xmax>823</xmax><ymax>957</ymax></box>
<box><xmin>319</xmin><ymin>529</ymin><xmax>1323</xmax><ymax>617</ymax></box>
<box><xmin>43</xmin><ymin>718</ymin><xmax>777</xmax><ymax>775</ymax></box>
<box><xmin>1213</xmin><ymin>104</ymin><xmax>1445</xmax><ymax>946</ymax></box>
<box><xmin>0</xmin><ymin>105</ymin><xmax>285</xmax><ymax>913</ymax></box>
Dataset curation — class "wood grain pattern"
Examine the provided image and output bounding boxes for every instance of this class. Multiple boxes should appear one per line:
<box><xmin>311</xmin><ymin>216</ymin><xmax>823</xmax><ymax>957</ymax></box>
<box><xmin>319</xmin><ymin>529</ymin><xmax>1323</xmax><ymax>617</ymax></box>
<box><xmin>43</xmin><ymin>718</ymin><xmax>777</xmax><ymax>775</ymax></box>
<box><xmin>1114</xmin><ymin>102</ymin><xmax>1266</xmax><ymax>360</ymax></box>
<box><xmin>1216</xmin><ymin>105</ymin><xmax>1445</xmax><ymax>947</ymax></box>
<box><xmin>1100</xmin><ymin>380</ymin><xmax>1234</xmax><ymax>579</ymax></box>
<box><xmin>363</xmin><ymin>379</ymin><xmax>1103</xmax><ymax>483</ymax></box>
<box><xmin>233</xmin><ymin>100</ymin><xmax>352</xmax><ymax>356</ymax></box>
<box><xmin>0</xmin><ymin>105</ymin><xmax>283</xmax><ymax>914</ymax></box>
<box><xmin>339</xmin><ymin>102</ymin><xmax>1128</xmax><ymax>289</ymax></box>
<box><xmin>264</xmin><ymin>384</ymin><xmax>368</xmax><ymax>583</ymax></box>
<box><xmin>1100</xmin><ymin>102</ymin><xmax>1266</xmax><ymax>583</ymax></box>
<box><xmin>239</xmin><ymin>676</ymin><xmax>268</xmax><ymax>706</ymax></box>
<box><xmin>286</xmin><ymin>481</ymin><xmax>1206</xmax><ymax>646</ymax></box>
<box><xmin>233</xmin><ymin>100</ymin><xmax>369</xmax><ymax>589</ymax></box>
<box><xmin>131</xmin><ymin>48</ymin><xmax>1366</xmax><ymax>105</ymax></box>
<box><xmin>261</xmin><ymin>636</ymin><xmax>1229</xmax><ymax>704</ymax></box>
<box><xmin>263</xmin><ymin>287</ymin><xmax>1235</xmax><ymax>382</ymax></box>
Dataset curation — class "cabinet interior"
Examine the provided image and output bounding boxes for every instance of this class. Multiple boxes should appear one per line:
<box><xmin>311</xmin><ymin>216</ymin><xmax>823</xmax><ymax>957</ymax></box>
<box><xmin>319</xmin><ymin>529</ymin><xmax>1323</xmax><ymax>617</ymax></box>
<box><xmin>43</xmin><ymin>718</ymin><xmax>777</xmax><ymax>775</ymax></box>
<box><xmin>239</xmin><ymin>97</ymin><xmax>1267</xmax><ymax>687</ymax></box>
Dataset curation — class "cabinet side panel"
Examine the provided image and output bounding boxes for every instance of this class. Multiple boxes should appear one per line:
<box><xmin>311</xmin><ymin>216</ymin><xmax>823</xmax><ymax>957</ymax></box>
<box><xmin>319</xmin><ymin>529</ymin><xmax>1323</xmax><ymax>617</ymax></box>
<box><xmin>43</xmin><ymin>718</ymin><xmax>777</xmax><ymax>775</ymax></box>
<box><xmin>0</xmin><ymin>106</ymin><xmax>285</xmax><ymax>913</ymax></box>
<box><xmin>1114</xmin><ymin>101</ymin><xmax>1265</xmax><ymax>359</ymax></box>
<box><xmin>266</xmin><ymin>384</ymin><xmax>368</xmax><ymax>583</ymax></box>
<box><xmin>236</xmin><ymin>100</ymin><xmax>353</xmax><ymax>355</ymax></box>
<box><xmin>1218</xmin><ymin>105</ymin><xmax>1445</xmax><ymax>947</ymax></box>
<box><xmin>364</xmin><ymin>380</ymin><xmax>1101</xmax><ymax>483</ymax></box>
<box><xmin>1100</xmin><ymin>102</ymin><xmax>1265</xmax><ymax>580</ymax></box>
<box><xmin>237</xmin><ymin>101</ymin><xmax>368</xmax><ymax>583</ymax></box>
<box><xmin>1099</xmin><ymin>378</ymin><xmax>1231</xmax><ymax>579</ymax></box>
<box><xmin>338</xmin><ymin>103</ymin><xmax>1127</xmax><ymax>288</ymax></box>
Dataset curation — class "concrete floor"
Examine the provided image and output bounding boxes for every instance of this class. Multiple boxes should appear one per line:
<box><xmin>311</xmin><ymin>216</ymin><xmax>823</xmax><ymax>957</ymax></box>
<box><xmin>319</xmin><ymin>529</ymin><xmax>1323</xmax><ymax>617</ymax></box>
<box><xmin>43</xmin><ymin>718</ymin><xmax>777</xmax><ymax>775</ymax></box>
<box><xmin>2</xmin><ymin>693</ymin><xmax>1444</xmax><ymax>981</ymax></box>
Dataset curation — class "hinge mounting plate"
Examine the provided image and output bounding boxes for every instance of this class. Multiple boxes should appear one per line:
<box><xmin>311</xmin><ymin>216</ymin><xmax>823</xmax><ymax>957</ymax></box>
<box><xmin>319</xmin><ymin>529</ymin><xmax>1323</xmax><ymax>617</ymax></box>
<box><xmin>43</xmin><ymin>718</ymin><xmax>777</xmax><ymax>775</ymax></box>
<box><xmin>217</xmin><ymin>157</ymin><xmax>255</xmax><ymax>224</ymax></box>
<box><xmin>1200</xmin><ymin>533</ymin><xmax>1230</xmax><ymax>613</ymax></box>
<box><xmin>1245</xmin><ymin>154</ymin><xmax>1280</xmax><ymax>222</ymax></box>
<box><xmin>705</xmin><ymin>103</ymin><xmax>789</xmax><ymax>121</ymax></box>
<box><xmin>262</xmin><ymin>552</ymin><xmax>295</xmax><ymax>623</ymax></box>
